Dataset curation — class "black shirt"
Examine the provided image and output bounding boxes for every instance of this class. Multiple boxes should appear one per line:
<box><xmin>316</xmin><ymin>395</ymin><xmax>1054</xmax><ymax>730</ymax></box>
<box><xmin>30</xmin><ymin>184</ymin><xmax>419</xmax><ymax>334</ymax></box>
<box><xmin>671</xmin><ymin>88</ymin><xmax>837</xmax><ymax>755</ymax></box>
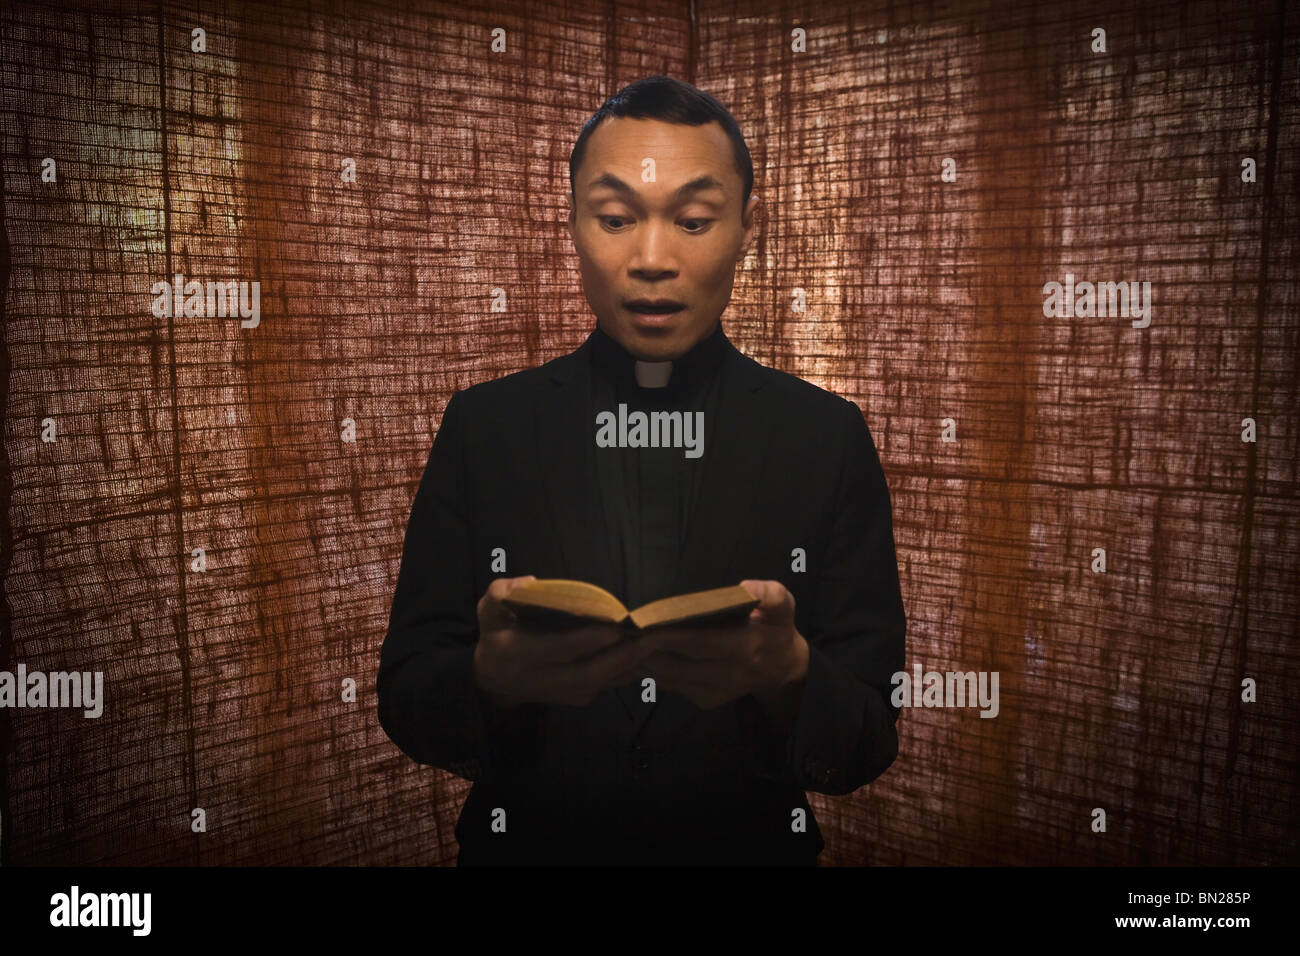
<box><xmin>587</xmin><ymin>320</ymin><xmax>731</xmax><ymax>610</ymax></box>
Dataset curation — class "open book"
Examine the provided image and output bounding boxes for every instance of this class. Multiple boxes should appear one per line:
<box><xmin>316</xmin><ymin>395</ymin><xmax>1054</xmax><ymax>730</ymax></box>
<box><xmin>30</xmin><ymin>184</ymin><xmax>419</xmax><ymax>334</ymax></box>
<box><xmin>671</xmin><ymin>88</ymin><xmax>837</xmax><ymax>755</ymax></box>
<box><xmin>501</xmin><ymin>579</ymin><xmax>759</xmax><ymax>631</ymax></box>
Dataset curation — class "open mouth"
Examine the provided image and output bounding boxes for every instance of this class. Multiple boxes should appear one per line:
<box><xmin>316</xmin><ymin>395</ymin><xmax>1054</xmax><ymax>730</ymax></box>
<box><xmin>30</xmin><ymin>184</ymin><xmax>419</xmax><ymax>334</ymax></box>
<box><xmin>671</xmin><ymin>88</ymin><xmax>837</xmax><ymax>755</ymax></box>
<box><xmin>626</xmin><ymin>300</ymin><xmax>685</xmax><ymax>316</ymax></box>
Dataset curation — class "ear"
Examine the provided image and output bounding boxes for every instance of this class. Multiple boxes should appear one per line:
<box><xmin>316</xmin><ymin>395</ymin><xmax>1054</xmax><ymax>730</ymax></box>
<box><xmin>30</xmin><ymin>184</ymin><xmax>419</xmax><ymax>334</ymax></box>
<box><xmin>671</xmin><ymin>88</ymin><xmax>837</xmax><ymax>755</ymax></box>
<box><xmin>737</xmin><ymin>193</ymin><xmax>761</xmax><ymax>261</ymax></box>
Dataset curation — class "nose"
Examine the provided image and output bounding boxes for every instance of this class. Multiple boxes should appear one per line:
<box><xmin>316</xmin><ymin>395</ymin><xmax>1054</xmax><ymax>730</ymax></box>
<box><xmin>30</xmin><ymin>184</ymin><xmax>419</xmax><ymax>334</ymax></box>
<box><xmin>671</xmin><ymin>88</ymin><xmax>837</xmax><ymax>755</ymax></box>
<box><xmin>628</xmin><ymin>218</ymin><xmax>679</xmax><ymax>277</ymax></box>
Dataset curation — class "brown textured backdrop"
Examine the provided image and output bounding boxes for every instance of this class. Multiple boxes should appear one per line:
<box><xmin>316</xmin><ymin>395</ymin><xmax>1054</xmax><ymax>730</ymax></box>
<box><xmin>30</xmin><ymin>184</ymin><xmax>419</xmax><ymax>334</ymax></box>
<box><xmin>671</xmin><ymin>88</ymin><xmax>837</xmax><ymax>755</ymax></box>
<box><xmin>0</xmin><ymin>0</ymin><xmax>1296</xmax><ymax>866</ymax></box>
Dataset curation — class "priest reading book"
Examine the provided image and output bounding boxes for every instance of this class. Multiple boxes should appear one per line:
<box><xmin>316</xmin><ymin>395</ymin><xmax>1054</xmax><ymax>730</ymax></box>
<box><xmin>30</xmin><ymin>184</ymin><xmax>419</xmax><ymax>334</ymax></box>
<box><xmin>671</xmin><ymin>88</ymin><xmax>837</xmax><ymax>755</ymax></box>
<box><xmin>377</xmin><ymin>75</ymin><xmax>907</xmax><ymax>867</ymax></box>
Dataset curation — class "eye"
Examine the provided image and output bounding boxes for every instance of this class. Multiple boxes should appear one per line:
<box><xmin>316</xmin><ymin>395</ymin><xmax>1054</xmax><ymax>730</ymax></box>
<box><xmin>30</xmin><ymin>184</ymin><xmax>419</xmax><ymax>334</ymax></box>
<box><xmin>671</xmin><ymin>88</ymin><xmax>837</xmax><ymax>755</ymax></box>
<box><xmin>600</xmin><ymin>216</ymin><xmax>630</xmax><ymax>230</ymax></box>
<box><xmin>681</xmin><ymin>219</ymin><xmax>712</xmax><ymax>233</ymax></box>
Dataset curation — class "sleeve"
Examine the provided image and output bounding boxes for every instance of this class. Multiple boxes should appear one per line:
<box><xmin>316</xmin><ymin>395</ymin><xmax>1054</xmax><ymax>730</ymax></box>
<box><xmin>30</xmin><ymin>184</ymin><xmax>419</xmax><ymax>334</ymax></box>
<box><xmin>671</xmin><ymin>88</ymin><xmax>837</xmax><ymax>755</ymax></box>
<box><xmin>768</xmin><ymin>397</ymin><xmax>907</xmax><ymax>794</ymax></box>
<box><xmin>376</xmin><ymin>389</ymin><xmax>539</xmax><ymax>782</ymax></box>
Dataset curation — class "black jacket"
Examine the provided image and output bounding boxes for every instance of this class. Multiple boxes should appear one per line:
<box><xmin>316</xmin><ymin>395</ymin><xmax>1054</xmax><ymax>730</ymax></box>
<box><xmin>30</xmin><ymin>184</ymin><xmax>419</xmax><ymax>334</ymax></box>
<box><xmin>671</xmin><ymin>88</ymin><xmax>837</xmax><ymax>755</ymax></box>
<box><xmin>377</xmin><ymin>327</ymin><xmax>906</xmax><ymax>865</ymax></box>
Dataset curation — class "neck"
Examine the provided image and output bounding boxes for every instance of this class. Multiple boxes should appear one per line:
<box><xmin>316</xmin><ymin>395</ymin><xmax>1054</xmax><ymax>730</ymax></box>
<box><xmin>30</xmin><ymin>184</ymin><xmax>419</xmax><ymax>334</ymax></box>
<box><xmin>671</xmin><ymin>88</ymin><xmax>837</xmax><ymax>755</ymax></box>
<box><xmin>588</xmin><ymin>319</ymin><xmax>730</xmax><ymax>392</ymax></box>
<box><xmin>634</xmin><ymin>360</ymin><xmax>673</xmax><ymax>388</ymax></box>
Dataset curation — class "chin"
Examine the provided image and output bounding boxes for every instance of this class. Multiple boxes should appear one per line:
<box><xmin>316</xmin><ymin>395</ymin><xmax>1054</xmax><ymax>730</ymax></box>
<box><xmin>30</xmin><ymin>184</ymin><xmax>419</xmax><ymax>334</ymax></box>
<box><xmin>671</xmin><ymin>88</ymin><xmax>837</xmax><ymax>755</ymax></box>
<box><xmin>603</xmin><ymin>312</ymin><xmax>705</xmax><ymax>361</ymax></box>
<box><xmin>627</xmin><ymin>334</ymin><xmax>688</xmax><ymax>362</ymax></box>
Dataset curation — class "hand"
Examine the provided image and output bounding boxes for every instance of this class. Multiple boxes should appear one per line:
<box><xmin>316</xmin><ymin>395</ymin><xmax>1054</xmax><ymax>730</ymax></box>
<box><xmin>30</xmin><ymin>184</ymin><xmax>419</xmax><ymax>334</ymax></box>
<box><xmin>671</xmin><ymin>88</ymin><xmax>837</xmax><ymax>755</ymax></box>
<box><xmin>473</xmin><ymin>576</ymin><xmax>653</xmax><ymax>710</ymax></box>
<box><xmin>639</xmin><ymin>580</ymin><xmax>809</xmax><ymax>711</ymax></box>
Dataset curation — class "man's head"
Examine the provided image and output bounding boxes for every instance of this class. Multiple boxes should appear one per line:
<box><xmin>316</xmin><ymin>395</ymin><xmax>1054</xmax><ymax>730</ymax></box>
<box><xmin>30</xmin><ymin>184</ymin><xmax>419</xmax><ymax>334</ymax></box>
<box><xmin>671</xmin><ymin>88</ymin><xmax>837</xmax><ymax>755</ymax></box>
<box><xmin>568</xmin><ymin>75</ymin><xmax>760</xmax><ymax>361</ymax></box>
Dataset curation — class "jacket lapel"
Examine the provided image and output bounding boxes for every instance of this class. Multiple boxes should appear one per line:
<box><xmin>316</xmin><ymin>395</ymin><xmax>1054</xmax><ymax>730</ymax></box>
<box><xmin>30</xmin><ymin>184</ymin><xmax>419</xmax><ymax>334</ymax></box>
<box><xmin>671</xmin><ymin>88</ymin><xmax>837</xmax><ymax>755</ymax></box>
<box><xmin>533</xmin><ymin>339</ymin><xmax>618</xmax><ymax>588</ymax></box>
<box><xmin>671</xmin><ymin>347</ymin><xmax>771</xmax><ymax>595</ymax></box>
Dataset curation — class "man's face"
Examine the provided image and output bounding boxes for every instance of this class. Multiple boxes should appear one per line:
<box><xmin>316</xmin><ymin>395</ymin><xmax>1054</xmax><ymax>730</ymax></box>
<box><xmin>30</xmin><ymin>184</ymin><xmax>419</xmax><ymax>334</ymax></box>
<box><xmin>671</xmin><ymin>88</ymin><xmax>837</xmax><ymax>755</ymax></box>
<box><xmin>568</xmin><ymin>117</ymin><xmax>759</xmax><ymax>361</ymax></box>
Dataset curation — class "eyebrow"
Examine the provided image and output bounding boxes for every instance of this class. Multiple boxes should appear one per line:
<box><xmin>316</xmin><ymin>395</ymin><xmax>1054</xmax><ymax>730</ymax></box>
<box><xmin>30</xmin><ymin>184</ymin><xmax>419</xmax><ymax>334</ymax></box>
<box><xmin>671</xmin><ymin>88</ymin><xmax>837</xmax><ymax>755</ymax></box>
<box><xmin>584</xmin><ymin>172</ymin><xmax>727</xmax><ymax>202</ymax></box>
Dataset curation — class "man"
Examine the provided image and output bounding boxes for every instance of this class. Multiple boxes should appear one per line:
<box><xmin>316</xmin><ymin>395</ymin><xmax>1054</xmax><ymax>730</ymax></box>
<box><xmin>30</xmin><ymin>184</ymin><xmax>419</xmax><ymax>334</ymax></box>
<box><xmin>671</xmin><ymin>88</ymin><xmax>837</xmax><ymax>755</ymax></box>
<box><xmin>377</xmin><ymin>75</ymin><xmax>906</xmax><ymax>865</ymax></box>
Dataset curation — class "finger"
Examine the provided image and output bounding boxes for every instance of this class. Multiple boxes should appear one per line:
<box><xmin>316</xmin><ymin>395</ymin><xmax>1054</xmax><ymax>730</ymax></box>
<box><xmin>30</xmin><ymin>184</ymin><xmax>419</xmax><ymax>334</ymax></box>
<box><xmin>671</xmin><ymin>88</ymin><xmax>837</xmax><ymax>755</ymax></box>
<box><xmin>643</xmin><ymin>651</ymin><xmax>733</xmax><ymax>684</ymax></box>
<box><xmin>610</xmin><ymin>665</ymin><xmax>652</xmax><ymax>688</ymax></box>
<box><xmin>551</xmin><ymin>638</ymin><xmax>652</xmax><ymax>702</ymax></box>
<box><xmin>739</xmin><ymin>579</ymin><xmax>795</xmax><ymax>623</ymax></box>
<box><xmin>478</xmin><ymin>575</ymin><xmax>537</xmax><ymax>631</ymax></box>
<box><xmin>656</xmin><ymin>652</ymin><xmax>756</xmax><ymax>703</ymax></box>
<box><xmin>521</xmin><ymin>624</ymin><xmax>629</xmax><ymax>663</ymax></box>
<box><xmin>641</xmin><ymin>626</ymin><xmax>746</xmax><ymax>661</ymax></box>
<box><xmin>620</xmin><ymin>635</ymin><xmax>666</xmax><ymax>682</ymax></box>
<box><xmin>642</xmin><ymin>659</ymin><xmax>738</xmax><ymax>711</ymax></box>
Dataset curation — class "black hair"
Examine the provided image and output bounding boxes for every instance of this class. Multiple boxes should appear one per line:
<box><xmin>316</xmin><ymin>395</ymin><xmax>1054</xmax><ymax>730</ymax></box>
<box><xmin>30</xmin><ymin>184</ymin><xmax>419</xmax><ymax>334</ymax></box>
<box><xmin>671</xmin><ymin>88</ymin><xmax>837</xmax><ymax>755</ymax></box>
<box><xmin>569</xmin><ymin>74</ymin><xmax>754</xmax><ymax>217</ymax></box>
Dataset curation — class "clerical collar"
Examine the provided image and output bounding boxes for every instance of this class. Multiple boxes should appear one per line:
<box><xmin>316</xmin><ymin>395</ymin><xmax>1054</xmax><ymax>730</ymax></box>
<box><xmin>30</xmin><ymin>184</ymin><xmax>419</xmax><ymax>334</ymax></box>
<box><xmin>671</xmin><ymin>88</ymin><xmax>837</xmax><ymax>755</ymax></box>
<box><xmin>588</xmin><ymin>320</ymin><xmax>731</xmax><ymax>392</ymax></box>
